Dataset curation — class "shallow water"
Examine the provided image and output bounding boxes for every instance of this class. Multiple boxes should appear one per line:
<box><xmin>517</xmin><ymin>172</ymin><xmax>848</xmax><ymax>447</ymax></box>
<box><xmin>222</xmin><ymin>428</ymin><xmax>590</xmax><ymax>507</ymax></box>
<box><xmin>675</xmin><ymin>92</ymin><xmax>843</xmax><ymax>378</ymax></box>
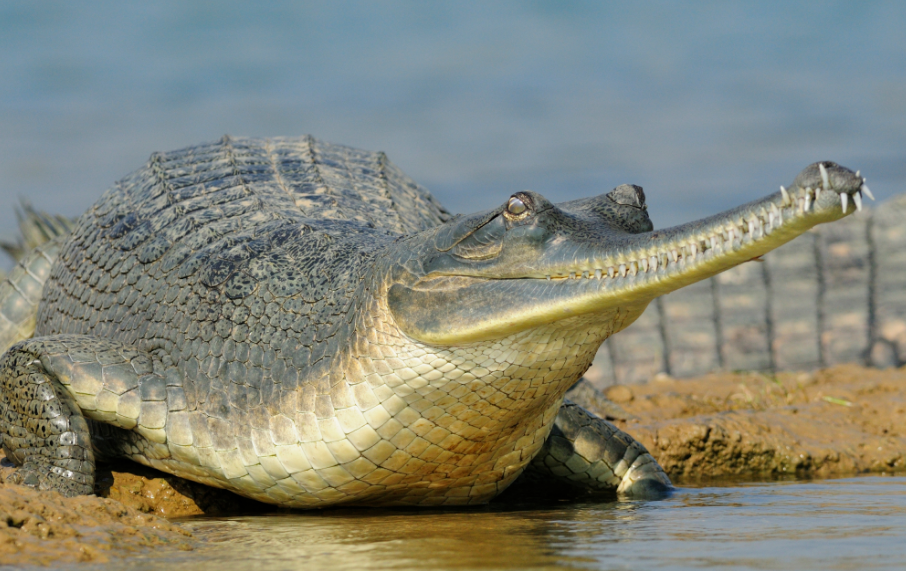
<box><xmin>57</xmin><ymin>476</ymin><xmax>906</xmax><ymax>571</ymax></box>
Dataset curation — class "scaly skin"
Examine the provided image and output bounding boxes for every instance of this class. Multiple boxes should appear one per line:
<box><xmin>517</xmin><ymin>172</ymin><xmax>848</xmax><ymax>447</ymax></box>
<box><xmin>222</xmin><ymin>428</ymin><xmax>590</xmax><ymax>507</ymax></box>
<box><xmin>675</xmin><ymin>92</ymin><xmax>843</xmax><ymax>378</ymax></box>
<box><xmin>0</xmin><ymin>136</ymin><xmax>865</xmax><ymax>507</ymax></box>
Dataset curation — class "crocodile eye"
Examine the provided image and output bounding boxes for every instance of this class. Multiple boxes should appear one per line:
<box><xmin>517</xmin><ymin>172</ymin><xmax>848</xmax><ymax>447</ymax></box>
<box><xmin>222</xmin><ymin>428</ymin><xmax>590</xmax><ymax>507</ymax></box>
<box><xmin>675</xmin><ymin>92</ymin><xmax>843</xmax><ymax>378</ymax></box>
<box><xmin>507</xmin><ymin>196</ymin><xmax>527</xmax><ymax>215</ymax></box>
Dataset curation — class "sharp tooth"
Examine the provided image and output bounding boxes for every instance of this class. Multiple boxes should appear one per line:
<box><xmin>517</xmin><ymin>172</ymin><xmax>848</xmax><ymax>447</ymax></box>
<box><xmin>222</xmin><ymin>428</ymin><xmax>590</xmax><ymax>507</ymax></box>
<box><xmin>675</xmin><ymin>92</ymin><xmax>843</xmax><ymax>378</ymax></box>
<box><xmin>853</xmin><ymin>192</ymin><xmax>862</xmax><ymax>211</ymax></box>
<box><xmin>618</xmin><ymin>263</ymin><xmax>627</xmax><ymax>277</ymax></box>
<box><xmin>594</xmin><ymin>268</ymin><xmax>603</xmax><ymax>280</ymax></box>
<box><xmin>629</xmin><ymin>261</ymin><xmax>638</xmax><ymax>276</ymax></box>
<box><xmin>840</xmin><ymin>192</ymin><xmax>849</xmax><ymax>213</ymax></box>
<box><xmin>640</xmin><ymin>258</ymin><xmax>649</xmax><ymax>272</ymax></box>
<box><xmin>804</xmin><ymin>191</ymin><xmax>812</xmax><ymax>212</ymax></box>
<box><xmin>780</xmin><ymin>186</ymin><xmax>791</xmax><ymax>205</ymax></box>
<box><xmin>819</xmin><ymin>163</ymin><xmax>830</xmax><ymax>190</ymax></box>
<box><xmin>569</xmin><ymin>272</ymin><xmax>576</xmax><ymax>279</ymax></box>
<box><xmin>607</xmin><ymin>266</ymin><xmax>615</xmax><ymax>279</ymax></box>
<box><xmin>861</xmin><ymin>183</ymin><xmax>875</xmax><ymax>201</ymax></box>
<box><xmin>690</xmin><ymin>243</ymin><xmax>698</xmax><ymax>258</ymax></box>
<box><xmin>748</xmin><ymin>219</ymin><xmax>756</xmax><ymax>234</ymax></box>
<box><xmin>815</xmin><ymin>187</ymin><xmax>821</xmax><ymax>201</ymax></box>
<box><xmin>581</xmin><ymin>270</ymin><xmax>589</xmax><ymax>279</ymax></box>
<box><xmin>649</xmin><ymin>255</ymin><xmax>658</xmax><ymax>271</ymax></box>
<box><xmin>670</xmin><ymin>250</ymin><xmax>678</xmax><ymax>263</ymax></box>
<box><xmin>856</xmin><ymin>170</ymin><xmax>861</xmax><ymax>177</ymax></box>
<box><xmin>546</xmin><ymin>275</ymin><xmax>551</xmax><ymax>281</ymax></box>
<box><xmin>768</xmin><ymin>211</ymin><xmax>775</xmax><ymax>228</ymax></box>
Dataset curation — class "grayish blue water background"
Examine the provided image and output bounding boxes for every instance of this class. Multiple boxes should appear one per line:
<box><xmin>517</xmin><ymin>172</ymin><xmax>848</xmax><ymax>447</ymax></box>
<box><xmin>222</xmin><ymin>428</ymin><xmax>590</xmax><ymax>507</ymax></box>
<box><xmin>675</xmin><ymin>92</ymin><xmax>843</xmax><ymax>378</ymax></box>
<box><xmin>1</xmin><ymin>1</ymin><xmax>904</xmax><ymax>247</ymax></box>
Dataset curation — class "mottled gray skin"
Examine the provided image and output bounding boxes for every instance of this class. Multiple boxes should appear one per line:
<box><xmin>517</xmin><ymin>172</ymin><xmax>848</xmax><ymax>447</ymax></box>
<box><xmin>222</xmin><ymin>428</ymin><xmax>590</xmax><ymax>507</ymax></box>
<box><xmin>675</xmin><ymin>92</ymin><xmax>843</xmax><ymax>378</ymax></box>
<box><xmin>0</xmin><ymin>136</ymin><xmax>865</xmax><ymax>507</ymax></box>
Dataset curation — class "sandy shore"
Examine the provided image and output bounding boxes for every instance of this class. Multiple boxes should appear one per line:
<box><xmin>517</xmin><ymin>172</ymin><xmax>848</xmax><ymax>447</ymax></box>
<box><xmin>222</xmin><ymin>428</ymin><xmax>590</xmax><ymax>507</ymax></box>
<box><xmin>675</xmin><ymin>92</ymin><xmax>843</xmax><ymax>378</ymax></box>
<box><xmin>599</xmin><ymin>363</ymin><xmax>906</xmax><ymax>482</ymax></box>
<box><xmin>0</xmin><ymin>363</ymin><xmax>903</xmax><ymax>564</ymax></box>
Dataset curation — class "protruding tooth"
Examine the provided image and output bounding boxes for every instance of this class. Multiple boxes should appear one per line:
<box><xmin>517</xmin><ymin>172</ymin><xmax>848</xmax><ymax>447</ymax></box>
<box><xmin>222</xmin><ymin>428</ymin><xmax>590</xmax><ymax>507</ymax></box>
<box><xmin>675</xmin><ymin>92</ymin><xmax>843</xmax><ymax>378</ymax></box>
<box><xmin>649</xmin><ymin>255</ymin><xmax>658</xmax><ymax>271</ymax></box>
<box><xmin>569</xmin><ymin>272</ymin><xmax>577</xmax><ymax>280</ymax></box>
<box><xmin>853</xmin><ymin>192</ymin><xmax>862</xmax><ymax>211</ymax></box>
<box><xmin>748</xmin><ymin>219</ymin><xmax>757</xmax><ymax>234</ymax></box>
<box><xmin>607</xmin><ymin>266</ymin><xmax>615</xmax><ymax>279</ymax></box>
<box><xmin>690</xmin><ymin>243</ymin><xmax>698</xmax><ymax>258</ymax></box>
<box><xmin>768</xmin><ymin>211</ymin><xmax>775</xmax><ymax>228</ymax></box>
<box><xmin>815</xmin><ymin>187</ymin><xmax>822</xmax><ymax>201</ymax></box>
<box><xmin>594</xmin><ymin>268</ymin><xmax>603</xmax><ymax>280</ymax></box>
<box><xmin>840</xmin><ymin>192</ymin><xmax>848</xmax><ymax>213</ymax></box>
<box><xmin>581</xmin><ymin>270</ymin><xmax>589</xmax><ymax>279</ymax></box>
<box><xmin>780</xmin><ymin>186</ymin><xmax>791</xmax><ymax>205</ymax></box>
<box><xmin>546</xmin><ymin>275</ymin><xmax>551</xmax><ymax>281</ymax></box>
<box><xmin>819</xmin><ymin>163</ymin><xmax>830</xmax><ymax>190</ymax></box>
<box><xmin>618</xmin><ymin>263</ymin><xmax>627</xmax><ymax>277</ymax></box>
<box><xmin>670</xmin><ymin>250</ymin><xmax>678</xmax><ymax>263</ymax></box>
<box><xmin>640</xmin><ymin>258</ymin><xmax>649</xmax><ymax>272</ymax></box>
<box><xmin>861</xmin><ymin>183</ymin><xmax>875</xmax><ymax>201</ymax></box>
<box><xmin>629</xmin><ymin>261</ymin><xmax>637</xmax><ymax>276</ymax></box>
<box><xmin>856</xmin><ymin>170</ymin><xmax>861</xmax><ymax>177</ymax></box>
<box><xmin>804</xmin><ymin>191</ymin><xmax>812</xmax><ymax>212</ymax></box>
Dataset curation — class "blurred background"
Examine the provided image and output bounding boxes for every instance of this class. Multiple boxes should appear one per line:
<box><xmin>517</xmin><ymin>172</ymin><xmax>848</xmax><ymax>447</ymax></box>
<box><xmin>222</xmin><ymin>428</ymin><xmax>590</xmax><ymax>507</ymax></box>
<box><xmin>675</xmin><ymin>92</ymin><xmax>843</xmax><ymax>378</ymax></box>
<box><xmin>1</xmin><ymin>1</ymin><xmax>904</xmax><ymax>266</ymax></box>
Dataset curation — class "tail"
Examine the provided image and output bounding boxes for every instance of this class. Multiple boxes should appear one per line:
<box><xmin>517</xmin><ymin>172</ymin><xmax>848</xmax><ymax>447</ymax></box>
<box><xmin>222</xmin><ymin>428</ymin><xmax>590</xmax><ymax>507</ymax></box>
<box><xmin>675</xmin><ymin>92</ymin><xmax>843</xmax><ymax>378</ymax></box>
<box><xmin>0</xmin><ymin>202</ymin><xmax>74</xmax><ymax>263</ymax></box>
<box><xmin>0</xmin><ymin>203</ymin><xmax>74</xmax><ymax>353</ymax></box>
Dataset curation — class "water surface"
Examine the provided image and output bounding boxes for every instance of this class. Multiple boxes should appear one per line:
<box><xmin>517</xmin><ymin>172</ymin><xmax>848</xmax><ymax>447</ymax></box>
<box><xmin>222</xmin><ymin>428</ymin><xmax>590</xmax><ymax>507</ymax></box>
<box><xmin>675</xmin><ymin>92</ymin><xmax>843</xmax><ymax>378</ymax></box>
<box><xmin>65</xmin><ymin>476</ymin><xmax>906</xmax><ymax>571</ymax></box>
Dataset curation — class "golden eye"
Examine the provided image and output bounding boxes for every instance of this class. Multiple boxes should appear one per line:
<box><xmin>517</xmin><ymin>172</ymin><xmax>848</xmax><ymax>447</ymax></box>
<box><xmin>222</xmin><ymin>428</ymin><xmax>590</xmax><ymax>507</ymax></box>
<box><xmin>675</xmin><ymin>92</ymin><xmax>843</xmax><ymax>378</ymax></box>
<box><xmin>507</xmin><ymin>196</ymin><xmax>527</xmax><ymax>215</ymax></box>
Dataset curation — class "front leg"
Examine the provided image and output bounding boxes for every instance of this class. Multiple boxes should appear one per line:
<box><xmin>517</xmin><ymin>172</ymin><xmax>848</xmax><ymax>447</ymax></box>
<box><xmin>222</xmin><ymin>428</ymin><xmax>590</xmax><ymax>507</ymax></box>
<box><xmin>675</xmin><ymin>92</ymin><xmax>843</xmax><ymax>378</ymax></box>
<box><xmin>523</xmin><ymin>400</ymin><xmax>672</xmax><ymax>499</ymax></box>
<box><xmin>0</xmin><ymin>335</ymin><xmax>171</xmax><ymax>496</ymax></box>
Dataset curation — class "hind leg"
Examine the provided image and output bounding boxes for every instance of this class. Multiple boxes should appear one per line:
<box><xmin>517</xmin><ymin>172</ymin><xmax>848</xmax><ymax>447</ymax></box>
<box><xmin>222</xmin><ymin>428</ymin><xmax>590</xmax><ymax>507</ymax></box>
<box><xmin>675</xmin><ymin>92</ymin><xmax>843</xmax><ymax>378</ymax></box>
<box><xmin>0</xmin><ymin>342</ymin><xmax>95</xmax><ymax>496</ymax></box>
<box><xmin>0</xmin><ymin>335</ymin><xmax>173</xmax><ymax>496</ymax></box>
<box><xmin>522</xmin><ymin>400</ymin><xmax>672</xmax><ymax>499</ymax></box>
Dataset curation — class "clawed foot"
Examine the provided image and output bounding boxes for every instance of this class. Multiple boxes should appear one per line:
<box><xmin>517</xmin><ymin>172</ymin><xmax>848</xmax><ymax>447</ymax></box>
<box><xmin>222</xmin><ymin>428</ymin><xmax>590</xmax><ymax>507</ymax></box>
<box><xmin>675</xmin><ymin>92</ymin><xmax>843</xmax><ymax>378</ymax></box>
<box><xmin>5</xmin><ymin>460</ymin><xmax>94</xmax><ymax>497</ymax></box>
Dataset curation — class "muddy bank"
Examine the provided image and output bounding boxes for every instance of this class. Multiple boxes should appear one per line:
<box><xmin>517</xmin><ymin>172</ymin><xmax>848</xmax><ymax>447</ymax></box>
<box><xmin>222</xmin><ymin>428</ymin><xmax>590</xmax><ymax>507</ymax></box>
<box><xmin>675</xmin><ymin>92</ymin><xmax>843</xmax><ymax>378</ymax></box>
<box><xmin>586</xmin><ymin>364</ymin><xmax>906</xmax><ymax>482</ymax></box>
<box><xmin>0</xmin><ymin>478</ymin><xmax>194</xmax><ymax>566</ymax></box>
<box><xmin>0</xmin><ymin>455</ymin><xmax>262</xmax><ymax>565</ymax></box>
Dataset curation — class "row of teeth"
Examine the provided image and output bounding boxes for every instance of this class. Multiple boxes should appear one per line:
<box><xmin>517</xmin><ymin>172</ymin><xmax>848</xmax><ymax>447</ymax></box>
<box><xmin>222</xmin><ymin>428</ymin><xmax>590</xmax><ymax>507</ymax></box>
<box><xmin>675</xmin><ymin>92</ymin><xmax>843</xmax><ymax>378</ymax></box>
<box><xmin>545</xmin><ymin>166</ymin><xmax>873</xmax><ymax>282</ymax></box>
<box><xmin>781</xmin><ymin>165</ymin><xmax>874</xmax><ymax>214</ymax></box>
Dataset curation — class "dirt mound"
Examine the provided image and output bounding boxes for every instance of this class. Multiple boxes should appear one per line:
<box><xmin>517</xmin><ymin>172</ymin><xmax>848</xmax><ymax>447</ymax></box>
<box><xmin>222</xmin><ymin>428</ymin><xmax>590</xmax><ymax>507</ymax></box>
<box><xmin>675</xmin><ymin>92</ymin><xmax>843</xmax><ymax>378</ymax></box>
<box><xmin>607</xmin><ymin>364</ymin><xmax>906</xmax><ymax>482</ymax></box>
<box><xmin>0</xmin><ymin>479</ymin><xmax>194</xmax><ymax>566</ymax></box>
<box><xmin>0</xmin><ymin>456</ymin><xmax>262</xmax><ymax>566</ymax></box>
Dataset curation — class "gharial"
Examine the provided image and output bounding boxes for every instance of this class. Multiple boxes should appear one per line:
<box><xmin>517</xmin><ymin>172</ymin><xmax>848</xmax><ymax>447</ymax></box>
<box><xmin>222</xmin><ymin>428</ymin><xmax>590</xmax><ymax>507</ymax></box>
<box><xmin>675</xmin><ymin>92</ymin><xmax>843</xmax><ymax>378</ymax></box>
<box><xmin>0</xmin><ymin>136</ymin><xmax>869</xmax><ymax>507</ymax></box>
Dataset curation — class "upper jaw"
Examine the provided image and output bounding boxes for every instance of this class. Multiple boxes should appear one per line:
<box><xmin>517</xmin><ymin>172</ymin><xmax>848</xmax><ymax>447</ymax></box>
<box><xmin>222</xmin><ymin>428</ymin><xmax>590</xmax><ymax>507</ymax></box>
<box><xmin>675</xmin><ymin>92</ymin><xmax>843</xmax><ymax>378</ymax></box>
<box><xmin>527</xmin><ymin>162</ymin><xmax>869</xmax><ymax>287</ymax></box>
<box><xmin>390</xmin><ymin>162</ymin><xmax>868</xmax><ymax>345</ymax></box>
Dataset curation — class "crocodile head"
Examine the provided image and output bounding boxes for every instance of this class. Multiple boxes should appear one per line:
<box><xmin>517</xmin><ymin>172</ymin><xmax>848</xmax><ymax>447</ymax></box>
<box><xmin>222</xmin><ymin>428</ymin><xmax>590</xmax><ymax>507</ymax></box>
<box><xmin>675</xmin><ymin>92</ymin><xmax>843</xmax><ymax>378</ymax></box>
<box><xmin>388</xmin><ymin>162</ymin><xmax>869</xmax><ymax>345</ymax></box>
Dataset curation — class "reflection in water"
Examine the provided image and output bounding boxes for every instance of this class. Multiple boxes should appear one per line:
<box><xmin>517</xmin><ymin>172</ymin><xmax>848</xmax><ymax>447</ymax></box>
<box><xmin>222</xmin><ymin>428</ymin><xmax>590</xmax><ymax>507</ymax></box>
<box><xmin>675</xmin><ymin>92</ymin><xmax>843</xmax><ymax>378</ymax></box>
<box><xmin>66</xmin><ymin>476</ymin><xmax>906</xmax><ymax>571</ymax></box>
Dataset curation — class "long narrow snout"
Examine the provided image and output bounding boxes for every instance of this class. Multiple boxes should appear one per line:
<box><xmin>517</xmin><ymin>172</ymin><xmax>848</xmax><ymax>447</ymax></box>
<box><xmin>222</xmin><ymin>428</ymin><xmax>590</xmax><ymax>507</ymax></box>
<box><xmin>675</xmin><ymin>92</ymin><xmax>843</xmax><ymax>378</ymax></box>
<box><xmin>389</xmin><ymin>162</ymin><xmax>869</xmax><ymax>345</ymax></box>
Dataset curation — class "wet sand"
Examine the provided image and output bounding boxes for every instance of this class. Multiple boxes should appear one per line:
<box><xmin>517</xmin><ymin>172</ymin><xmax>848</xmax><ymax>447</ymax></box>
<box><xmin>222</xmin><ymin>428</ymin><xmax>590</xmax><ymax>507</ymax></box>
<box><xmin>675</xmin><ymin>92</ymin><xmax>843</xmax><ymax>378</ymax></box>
<box><xmin>0</xmin><ymin>477</ymin><xmax>193</xmax><ymax>566</ymax></box>
<box><xmin>0</xmin><ymin>363</ymin><xmax>904</xmax><ymax>565</ymax></box>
